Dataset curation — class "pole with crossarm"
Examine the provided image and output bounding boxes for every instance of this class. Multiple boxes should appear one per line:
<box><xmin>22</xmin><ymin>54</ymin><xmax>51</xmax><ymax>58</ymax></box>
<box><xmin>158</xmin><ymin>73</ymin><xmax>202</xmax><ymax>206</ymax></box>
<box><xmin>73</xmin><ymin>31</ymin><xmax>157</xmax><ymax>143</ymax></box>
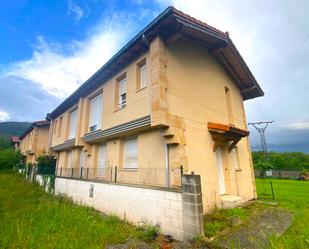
<box><xmin>248</xmin><ymin>121</ymin><xmax>274</xmax><ymax>159</ymax></box>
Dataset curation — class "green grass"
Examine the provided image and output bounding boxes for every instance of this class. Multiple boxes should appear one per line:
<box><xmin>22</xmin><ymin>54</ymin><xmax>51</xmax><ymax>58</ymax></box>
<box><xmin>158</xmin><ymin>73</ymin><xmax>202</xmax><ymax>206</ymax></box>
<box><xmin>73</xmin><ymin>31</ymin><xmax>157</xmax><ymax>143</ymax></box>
<box><xmin>255</xmin><ymin>178</ymin><xmax>309</xmax><ymax>249</ymax></box>
<box><xmin>203</xmin><ymin>205</ymin><xmax>251</xmax><ymax>237</ymax></box>
<box><xmin>203</xmin><ymin>178</ymin><xmax>309</xmax><ymax>249</ymax></box>
<box><xmin>0</xmin><ymin>171</ymin><xmax>155</xmax><ymax>249</ymax></box>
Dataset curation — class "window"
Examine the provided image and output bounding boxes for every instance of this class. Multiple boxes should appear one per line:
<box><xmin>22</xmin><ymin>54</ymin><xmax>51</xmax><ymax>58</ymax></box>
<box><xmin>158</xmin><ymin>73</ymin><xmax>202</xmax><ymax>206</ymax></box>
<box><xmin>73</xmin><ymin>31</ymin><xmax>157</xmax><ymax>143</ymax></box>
<box><xmin>53</xmin><ymin>120</ymin><xmax>58</xmax><ymax>136</ymax></box>
<box><xmin>67</xmin><ymin>150</ymin><xmax>73</xmax><ymax>168</ymax></box>
<box><xmin>231</xmin><ymin>147</ymin><xmax>240</xmax><ymax>170</ymax></box>
<box><xmin>225</xmin><ymin>87</ymin><xmax>234</xmax><ymax>124</ymax></box>
<box><xmin>98</xmin><ymin>143</ymin><xmax>107</xmax><ymax>177</ymax></box>
<box><xmin>118</xmin><ymin>76</ymin><xmax>127</xmax><ymax>108</ymax></box>
<box><xmin>89</xmin><ymin>94</ymin><xmax>102</xmax><ymax>132</ymax></box>
<box><xmin>58</xmin><ymin>117</ymin><xmax>63</xmax><ymax>137</ymax></box>
<box><xmin>123</xmin><ymin>137</ymin><xmax>138</xmax><ymax>169</ymax></box>
<box><xmin>137</xmin><ymin>59</ymin><xmax>147</xmax><ymax>89</ymax></box>
<box><xmin>68</xmin><ymin>109</ymin><xmax>77</xmax><ymax>139</ymax></box>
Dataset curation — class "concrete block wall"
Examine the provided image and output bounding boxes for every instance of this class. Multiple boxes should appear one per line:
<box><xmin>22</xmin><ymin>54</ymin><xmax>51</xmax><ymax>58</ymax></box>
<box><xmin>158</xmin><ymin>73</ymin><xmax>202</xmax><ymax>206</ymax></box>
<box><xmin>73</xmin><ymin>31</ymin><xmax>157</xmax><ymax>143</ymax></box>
<box><xmin>182</xmin><ymin>174</ymin><xmax>204</xmax><ymax>239</ymax></box>
<box><xmin>55</xmin><ymin>178</ymin><xmax>184</xmax><ymax>240</ymax></box>
<box><xmin>55</xmin><ymin>174</ymin><xmax>204</xmax><ymax>241</ymax></box>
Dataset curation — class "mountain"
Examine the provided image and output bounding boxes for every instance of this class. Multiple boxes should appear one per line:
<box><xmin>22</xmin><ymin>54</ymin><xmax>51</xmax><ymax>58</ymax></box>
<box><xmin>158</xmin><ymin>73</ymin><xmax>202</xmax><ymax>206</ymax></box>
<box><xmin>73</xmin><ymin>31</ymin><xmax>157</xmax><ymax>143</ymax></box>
<box><xmin>0</xmin><ymin>122</ymin><xmax>32</xmax><ymax>138</ymax></box>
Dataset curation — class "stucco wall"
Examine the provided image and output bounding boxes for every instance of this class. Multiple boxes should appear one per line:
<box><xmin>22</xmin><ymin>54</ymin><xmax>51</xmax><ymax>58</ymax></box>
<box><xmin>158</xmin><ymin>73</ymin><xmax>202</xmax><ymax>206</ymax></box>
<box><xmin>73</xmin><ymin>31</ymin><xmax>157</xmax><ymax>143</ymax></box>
<box><xmin>165</xmin><ymin>40</ymin><xmax>256</xmax><ymax>210</ymax></box>
<box><xmin>55</xmin><ymin>177</ymin><xmax>184</xmax><ymax>240</ymax></box>
<box><xmin>51</xmin><ymin>52</ymin><xmax>151</xmax><ymax>148</ymax></box>
<box><xmin>55</xmin><ymin>129</ymin><xmax>170</xmax><ymax>186</ymax></box>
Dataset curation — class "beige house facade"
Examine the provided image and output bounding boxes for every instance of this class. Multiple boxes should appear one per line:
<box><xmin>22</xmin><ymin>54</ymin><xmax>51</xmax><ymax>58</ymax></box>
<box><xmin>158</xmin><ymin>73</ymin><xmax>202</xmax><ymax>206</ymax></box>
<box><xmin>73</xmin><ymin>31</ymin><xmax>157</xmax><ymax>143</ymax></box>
<box><xmin>48</xmin><ymin>7</ymin><xmax>263</xmax><ymax>212</ymax></box>
<box><xmin>20</xmin><ymin>121</ymin><xmax>50</xmax><ymax>164</ymax></box>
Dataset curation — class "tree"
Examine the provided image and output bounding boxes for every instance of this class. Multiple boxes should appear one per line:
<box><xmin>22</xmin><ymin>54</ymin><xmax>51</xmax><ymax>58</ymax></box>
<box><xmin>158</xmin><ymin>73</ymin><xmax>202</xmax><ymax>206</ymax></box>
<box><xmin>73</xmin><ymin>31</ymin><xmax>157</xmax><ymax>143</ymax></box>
<box><xmin>36</xmin><ymin>154</ymin><xmax>56</xmax><ymax>175</ymax></box>
<box><xmin>0</xmin><ymin>149</ymin><xmax>22</xmax><ymax>170</ymax></box>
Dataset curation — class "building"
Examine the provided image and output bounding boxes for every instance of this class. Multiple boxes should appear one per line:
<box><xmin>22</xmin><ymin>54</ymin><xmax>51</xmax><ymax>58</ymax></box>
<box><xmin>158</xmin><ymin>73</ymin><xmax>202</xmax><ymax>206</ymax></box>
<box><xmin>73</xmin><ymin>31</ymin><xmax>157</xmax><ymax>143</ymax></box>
<box><xmin>11</xmin><ymin>136</ymin><xmax>20</xmax><ymax>151</ymax></box>
<box><xmin>19</xmin><ymin>120</ymin><xmax>50</xmax><ymax>164</ymax></box>
<box><xmin>49</xmin><ymin>7</ymin><xmax>264</xmax><ymax>239</ymax></box>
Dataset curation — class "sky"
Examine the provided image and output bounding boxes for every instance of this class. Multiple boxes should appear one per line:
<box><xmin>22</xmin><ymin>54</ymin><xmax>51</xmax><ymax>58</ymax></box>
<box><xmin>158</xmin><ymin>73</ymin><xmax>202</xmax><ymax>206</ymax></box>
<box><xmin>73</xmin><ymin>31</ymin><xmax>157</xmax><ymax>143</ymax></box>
<box><xmin>0</xmin><ymin>0</ymin><xmax>308</xmax><ymax>152</ymax></box>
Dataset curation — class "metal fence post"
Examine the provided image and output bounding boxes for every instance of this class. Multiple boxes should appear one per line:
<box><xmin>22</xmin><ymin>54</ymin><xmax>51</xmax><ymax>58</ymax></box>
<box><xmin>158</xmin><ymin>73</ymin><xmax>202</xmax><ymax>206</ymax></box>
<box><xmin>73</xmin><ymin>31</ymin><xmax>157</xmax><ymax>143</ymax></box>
<box><xmin>180</xmin><ymin>165</ymin><xmax>183</xmax><ymax>176</ymax></box>
<box><xmin>114</xmin><ymin>166</ymin><xmax>117</xmax><ymax>183</ymax></box>
<box><xmin>270</xmin><ymin>181</ymin><xmax>275</xmax><ymax>199</ymax></box>
<box><xmin>80</xmin><ymin>167</ymin><xmax>83</xmax><ymax>179</ymax></box>
<box><xmin>71</xmin><ymin>168</ymin><xmax>74</xmax><ymax>178</ymax></box>
<box><xmin>87</xmin><ymin>168</ymin><xmax>89</xmax><ymax>179</ymax></box>
<box><xmin>60</xmin><ymin>167</ymin><xmax>62</xmax><ymax>177</ymax></box>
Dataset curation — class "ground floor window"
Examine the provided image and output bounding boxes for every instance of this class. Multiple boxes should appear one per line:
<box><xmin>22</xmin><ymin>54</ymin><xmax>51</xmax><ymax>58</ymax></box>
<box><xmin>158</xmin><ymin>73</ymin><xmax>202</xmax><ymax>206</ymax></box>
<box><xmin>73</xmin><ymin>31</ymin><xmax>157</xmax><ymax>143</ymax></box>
<box><xmin>123</xmin><ymin>137</ymin><xmax>138</xmax><ymax>169</ymax></box>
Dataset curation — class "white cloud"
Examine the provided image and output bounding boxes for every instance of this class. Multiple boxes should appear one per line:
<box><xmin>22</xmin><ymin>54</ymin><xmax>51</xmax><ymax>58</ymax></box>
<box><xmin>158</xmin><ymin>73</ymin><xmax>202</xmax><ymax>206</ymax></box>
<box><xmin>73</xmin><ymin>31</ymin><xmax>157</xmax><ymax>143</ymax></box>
<box><xmin>285</xmin><ymin>122</ymin><xmax>309</xmax><ymax>130</ymax></box>
<box><xmin>0</xmin><ymin>110</ymin><xmax>10</xmax><ymax>121</ymax></box>
<box><xmin>3</xmin><ymin>14</ymin><xmax>133</xmax><ymax>99</ymax></box>
<box><xmin>67</xmin><ymin>0</ymin><xmax>85</xmax><ymax>23</ymax></box>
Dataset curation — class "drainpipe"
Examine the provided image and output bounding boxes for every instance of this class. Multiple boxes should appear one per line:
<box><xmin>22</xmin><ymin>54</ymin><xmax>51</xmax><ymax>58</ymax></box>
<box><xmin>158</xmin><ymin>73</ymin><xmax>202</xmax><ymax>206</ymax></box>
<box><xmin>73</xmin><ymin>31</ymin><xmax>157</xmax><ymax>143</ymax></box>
<box><xmin>165</xmin><ymin>144</ymin><xmax>170</xmax><ymax>188</ymax></box>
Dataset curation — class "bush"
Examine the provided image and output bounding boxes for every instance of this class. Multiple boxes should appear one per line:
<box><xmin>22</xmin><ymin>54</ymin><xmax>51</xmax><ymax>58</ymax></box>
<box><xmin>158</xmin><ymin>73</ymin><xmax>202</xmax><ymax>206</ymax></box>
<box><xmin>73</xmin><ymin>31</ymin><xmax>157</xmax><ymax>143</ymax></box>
<box><xmin>0</xmin><ymin>149</ymin><xmax>22</xmax><ymax>170</ymax></box>
<box><xmin>36</xmin><ymin>154</ymin><xmax>56</xmax><ymax>175</ymax></box>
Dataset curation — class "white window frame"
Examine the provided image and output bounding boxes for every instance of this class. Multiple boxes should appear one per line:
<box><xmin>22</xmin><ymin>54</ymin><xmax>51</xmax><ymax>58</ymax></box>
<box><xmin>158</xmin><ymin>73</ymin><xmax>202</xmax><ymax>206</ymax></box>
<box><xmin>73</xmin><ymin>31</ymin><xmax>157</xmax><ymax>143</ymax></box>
<box><xmin>140</xmin><ymin>63</ymin><xmax>147</xmax><ymax>89</ymax></box>
<box><xmin>118</xmin><ymin>77</ymin><xmax>127</xmax><ymax>108</ymax></box>
<box><xmin>123</xmin><ymin>137</ymin><xmax>138</xmax><ymax>169</ymax></box>
<box><xmin>89</xmin><ymin>94</ymin><xmax>102</xmax><ymax>132</ymax></box>
<box><xmin>68</xmin><ymin>109</ymin><xmax>78</xmax><ymax>139</ymax></box>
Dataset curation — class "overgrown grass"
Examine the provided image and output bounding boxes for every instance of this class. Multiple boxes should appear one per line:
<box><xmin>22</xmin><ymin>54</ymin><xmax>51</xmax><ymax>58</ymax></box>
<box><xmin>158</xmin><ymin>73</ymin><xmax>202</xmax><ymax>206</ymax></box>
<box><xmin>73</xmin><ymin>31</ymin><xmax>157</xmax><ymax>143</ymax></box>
<box><xmin>256</xmin><ymin>178</ymin><xmax>309</xmax><ymax>249</ymax></box>
<box><xmin>0</xmin><ymin>171</ymin><xmax>155</xmax><ymax>249</ymax></box>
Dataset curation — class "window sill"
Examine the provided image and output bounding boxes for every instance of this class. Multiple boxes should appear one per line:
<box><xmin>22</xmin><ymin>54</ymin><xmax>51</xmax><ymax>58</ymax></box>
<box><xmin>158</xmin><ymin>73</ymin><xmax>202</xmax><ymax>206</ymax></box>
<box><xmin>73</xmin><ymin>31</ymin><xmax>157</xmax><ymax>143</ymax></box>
<box><xmin>114</xmin><ymin>105</ymin><xmax>126</xmax><ymax>113</ymax></box>
<box><xmin>136</xmin><ymin>86</ymin><xmax>147</xmax><ymax>93</ymax></box>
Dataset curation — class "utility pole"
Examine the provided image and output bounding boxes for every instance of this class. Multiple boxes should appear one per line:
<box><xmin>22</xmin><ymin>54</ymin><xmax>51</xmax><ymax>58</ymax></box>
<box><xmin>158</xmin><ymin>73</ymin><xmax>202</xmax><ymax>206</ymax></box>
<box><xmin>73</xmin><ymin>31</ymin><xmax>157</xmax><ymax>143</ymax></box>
<box><xmin>248</xmin><ymin>121</ymin><xmax>274</xmax><ymax>159</ymax></box>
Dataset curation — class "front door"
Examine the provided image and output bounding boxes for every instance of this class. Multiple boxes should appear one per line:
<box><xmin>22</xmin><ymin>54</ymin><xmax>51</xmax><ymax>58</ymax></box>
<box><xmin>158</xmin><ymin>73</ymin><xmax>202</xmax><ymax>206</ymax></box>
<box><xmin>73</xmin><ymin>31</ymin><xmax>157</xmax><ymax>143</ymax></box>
<box><xmin>216</xmin><ymin>147</ymin><xmax>226</xmax><ymax>195</ymax></box>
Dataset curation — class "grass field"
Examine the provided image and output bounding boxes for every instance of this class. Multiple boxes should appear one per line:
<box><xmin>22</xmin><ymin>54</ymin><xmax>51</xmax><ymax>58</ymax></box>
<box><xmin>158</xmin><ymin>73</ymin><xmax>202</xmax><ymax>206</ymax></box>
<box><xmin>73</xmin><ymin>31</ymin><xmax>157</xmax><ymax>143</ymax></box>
<box><xmin>0</xmin><ymin>171</ymin><xmax>156</xmax><ymax>249</ymax></box>
<box><xmin>255</xmin><ymin>178</ymin><xmax>309</xmax><ymax>249</ymax></box>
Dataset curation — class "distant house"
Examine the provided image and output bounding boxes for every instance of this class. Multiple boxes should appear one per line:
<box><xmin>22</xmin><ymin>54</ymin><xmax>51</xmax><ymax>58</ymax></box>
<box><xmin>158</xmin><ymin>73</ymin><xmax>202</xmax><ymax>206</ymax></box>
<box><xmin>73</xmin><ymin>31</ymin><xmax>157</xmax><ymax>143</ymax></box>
<box><xmin>46</xmin><ymin>7</ymin><xmax>264</xmax><ymax>239</ymax></box>
<box><xmin>19</xmin><ymin>120</ymin><xmax>50</xmax><ymax>164</ymax></box>
<box><xmin>10</xmin><ymin>136</ymin><xmax>20</xmax><ymax>151</ymax></box>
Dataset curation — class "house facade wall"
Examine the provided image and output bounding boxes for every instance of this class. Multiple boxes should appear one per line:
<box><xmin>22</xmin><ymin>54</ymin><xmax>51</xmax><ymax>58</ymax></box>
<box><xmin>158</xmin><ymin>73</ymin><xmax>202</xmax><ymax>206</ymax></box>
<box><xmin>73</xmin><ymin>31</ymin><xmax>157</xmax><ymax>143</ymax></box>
<box><xmin>20</xmin><ymin>125</ymin><xmax>50</xmax><ymax>164</ymax></box>
<box><xmin>164</xmin><ymin>39</ymin><xmax>256</xmax><ymax>210</ymax></box>
<box><xmin>51</xmin><ymin>36</ymin><xmax>256</xmax><ymax>213</ymax></box>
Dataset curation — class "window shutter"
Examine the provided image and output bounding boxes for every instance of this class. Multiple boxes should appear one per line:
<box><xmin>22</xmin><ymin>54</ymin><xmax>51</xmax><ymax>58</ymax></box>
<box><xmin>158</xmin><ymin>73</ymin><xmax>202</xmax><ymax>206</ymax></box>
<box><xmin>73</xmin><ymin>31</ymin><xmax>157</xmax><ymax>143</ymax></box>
<box><xmin>140</xmin><ymin>64</ymin><xmax>147</xmax><ymax>88</ymax></box>
<box><xmin>89</xmin><ymin>94</ymin><xmax>102</xmax><ymax>131</ymax></box>
<box><xmin>231</xmin><ymin>148</ymin><xmax>240</xmax><ymax>170</ymax></box>
<box><xmin>69</xmin><ymin>109</ymin><xmax>78</xmax><ymax>139</ymax></box>
<box><xmin>124</xmin><ymin>138</ymin><xmax>138</xmax><ymax>169</ymax></box>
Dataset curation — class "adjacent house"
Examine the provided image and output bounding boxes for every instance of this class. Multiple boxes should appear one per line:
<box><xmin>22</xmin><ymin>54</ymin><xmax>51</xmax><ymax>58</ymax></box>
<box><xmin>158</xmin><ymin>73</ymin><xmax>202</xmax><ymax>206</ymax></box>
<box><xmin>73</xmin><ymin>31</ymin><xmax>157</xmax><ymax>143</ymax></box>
<box><xmin>19</xmin><ymin>120</ymin><xmax>50</xmax><ymax>164</ymax></box>
<box><xmin>11</xmin><ymin>136</ymin><xmax>20</xmax><ymax>151</ymax></box>
<box><xmin>48</xmin><ymin>7</ymin><xmax>263</xmax><ymax>239</ymax></box>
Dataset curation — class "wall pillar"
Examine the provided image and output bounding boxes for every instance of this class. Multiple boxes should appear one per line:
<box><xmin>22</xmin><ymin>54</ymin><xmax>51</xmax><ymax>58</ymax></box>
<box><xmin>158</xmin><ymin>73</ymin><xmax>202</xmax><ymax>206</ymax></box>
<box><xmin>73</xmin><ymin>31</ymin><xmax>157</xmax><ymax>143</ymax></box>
<box><xmin>182</xmin><ymin>173</ymin><xmax>204</xmax><ymax>240</ymax></box>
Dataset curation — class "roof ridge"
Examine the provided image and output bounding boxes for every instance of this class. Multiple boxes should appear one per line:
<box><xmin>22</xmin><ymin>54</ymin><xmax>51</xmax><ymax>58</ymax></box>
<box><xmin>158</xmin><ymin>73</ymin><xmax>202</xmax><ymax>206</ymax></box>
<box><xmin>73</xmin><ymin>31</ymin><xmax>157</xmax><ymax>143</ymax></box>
<box><xmin>171</xmin><ymin>6</ymin><xmax>228</xmax><ymax>37</ymax></box>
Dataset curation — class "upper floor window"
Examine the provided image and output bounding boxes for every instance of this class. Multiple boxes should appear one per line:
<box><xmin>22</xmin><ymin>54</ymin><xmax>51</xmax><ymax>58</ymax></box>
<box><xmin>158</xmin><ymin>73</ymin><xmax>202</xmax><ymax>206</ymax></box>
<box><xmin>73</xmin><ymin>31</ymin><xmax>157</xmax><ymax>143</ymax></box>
<box><xmin>117</xmin><ymin>75</ymin><xmax>127</xmax><ymax>108</ymax></box>
<box><xmin>68</xmin><ymin>109</ymin><xmax>78</xmax><ymax>139</ymax></box>
<box><xmin>53</xmin><ymin>120</ymin><xmax>58</xmax><ymax>136</ymax></box>
<box><xmin>58</xmin><ymin>116</ymin><xmax>63</xmax><ymax>137</ymax></box>
<box><xmin>123</xmin><ymin>137</ymin><xmax>138</xmax><ymax>169</ymax></box>
<box><xmin>137</xmin><ymin>59</ymin><xmax>147</xmax><ymax>89</ymax></box>
<box><xmin>225</xmin><ymin>87</ymin><xmax>234</xmax><ymax>125</ymax></box>
<box><xmin>89</xmin><ymin>94</ymin><xmax>102</xmax><ymax>132</ymax></box>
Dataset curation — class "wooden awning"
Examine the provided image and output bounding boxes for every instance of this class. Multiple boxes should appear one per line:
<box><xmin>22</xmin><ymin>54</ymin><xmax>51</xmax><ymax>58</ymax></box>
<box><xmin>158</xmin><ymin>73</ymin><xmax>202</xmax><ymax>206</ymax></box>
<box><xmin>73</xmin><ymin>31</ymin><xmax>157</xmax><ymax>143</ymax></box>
<box><xmin>207</xmin><ymin>122</ymin><xmax>249</xmax><ymax>152</ymax></box>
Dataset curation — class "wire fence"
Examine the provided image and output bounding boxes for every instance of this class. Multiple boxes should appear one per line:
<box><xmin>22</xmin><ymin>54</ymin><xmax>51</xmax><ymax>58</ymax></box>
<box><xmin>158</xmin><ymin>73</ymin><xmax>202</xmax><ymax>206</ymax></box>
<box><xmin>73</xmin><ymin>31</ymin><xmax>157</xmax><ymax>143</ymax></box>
<box><xmin>56</xmin><ymin>166</ymin><xmax>183</xmax><ymax>190</ymax></box>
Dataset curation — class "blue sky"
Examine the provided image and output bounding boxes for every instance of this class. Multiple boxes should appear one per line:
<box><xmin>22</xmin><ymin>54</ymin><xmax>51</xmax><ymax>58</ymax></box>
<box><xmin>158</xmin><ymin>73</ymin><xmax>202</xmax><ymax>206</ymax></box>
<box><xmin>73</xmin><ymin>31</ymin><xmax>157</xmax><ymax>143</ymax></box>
<box><xmin>0</xmin><ymin>0</ymin><xmax>309</xmax><ymax>152</ymax></box>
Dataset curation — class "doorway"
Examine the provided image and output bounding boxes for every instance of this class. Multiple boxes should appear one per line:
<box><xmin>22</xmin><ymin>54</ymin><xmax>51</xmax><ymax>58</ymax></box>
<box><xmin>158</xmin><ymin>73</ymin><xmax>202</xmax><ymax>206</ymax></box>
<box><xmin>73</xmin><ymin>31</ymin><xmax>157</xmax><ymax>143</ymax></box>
<box><xmin>216</xmin><ymin>147</ymin><xmax>226</xmax><ymax>195</ymax></box>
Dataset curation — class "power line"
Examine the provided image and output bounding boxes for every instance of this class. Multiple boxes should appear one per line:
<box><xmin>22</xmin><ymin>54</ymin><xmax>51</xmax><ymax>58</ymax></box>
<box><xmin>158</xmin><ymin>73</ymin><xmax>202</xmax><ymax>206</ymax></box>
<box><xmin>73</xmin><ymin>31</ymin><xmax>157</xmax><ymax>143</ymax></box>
<box><xmin>248</xmin><ymin>121</ymin><xmax>274</xmax><ymax>159</ymax></box>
